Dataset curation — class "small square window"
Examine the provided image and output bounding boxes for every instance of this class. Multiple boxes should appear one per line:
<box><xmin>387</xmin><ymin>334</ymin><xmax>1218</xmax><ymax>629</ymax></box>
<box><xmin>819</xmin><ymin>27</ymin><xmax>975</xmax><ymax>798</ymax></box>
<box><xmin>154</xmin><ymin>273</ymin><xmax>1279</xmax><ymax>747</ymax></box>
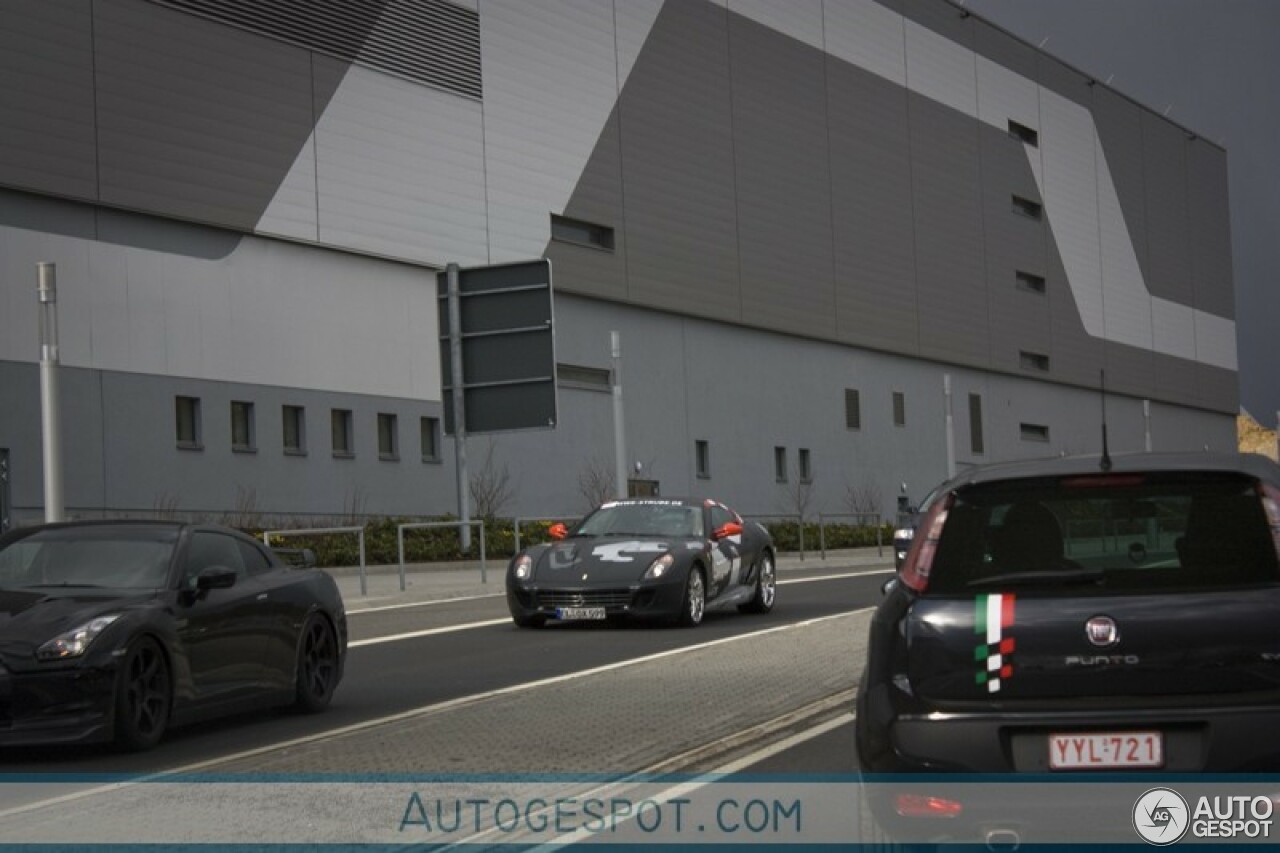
<box><xmin>331</xmin><ymin>409</ymin><xmax>354</xmax><ymax>457</ymax></box>
<box><xmin>283</xmin><ymin>405</ymin><xmax>306</xmax><ymax>455</ymax></box>
<box><xmin>231</xmin><ymin>401</ymin><xmax>255</xmax><ymax>452</ymax></box>
<box><xmin>1012</xmin><ymin>195</ymin><xmax>1043</xmax><ymax>220</ymax></box>
<box><xmin>892</xmin><ymin>391</ymin><xmax>906</xmax><ymax>427</ymax></box>
<box><xmin>176</xmin><ymin>396</ymin><xmax>202</xmax><ymax>450</ymax></box>
<box><xmin>1008</xmin><ymin>119</ymin><xmax>1039</xmax><ymax>147</ymax></box>
<box><xmin>799</xmin><ymin>448</ymin><xmax>812</xmax><ymax>483</ymax></box>
<box><xmin>377</xmin><ymin>413</ymin><xmax>399</xmax><ymax>460</ymax></box>
<box><xmin>695</xmin><ymin>440</ymin><xmax>710</xmax><ymax>479</ymax></box>
<box><xmin>1020</xmin><ymin>422</ymin><xmax>1051</xmax><ymax>442</ymax></box>
<box><xmin>1015</xmin><ymin>270</ymin><xmax>1047</xmax><ymax>294</ymax></box>
<box><xmin>969</xmin><ymin>394</ymin><xmax>985</xmax><ymax>455</ymax></box>
<box><xmin>550</xmin><ymin>214</ymin><xmax>615</xmax><ymax>251</ymax></box>
<box><xmin>845</xmin><ymin>388</ymin><xmax>861</xmax><ymax>430</ymax></box>
<box><xmin>774</xmin><ymin>446</ymin><xmax>787</xmax><ymax>483</ymax></box>
<box><xmin>421</xmin><ymin>416</ymin><xmax>441</xmax><ymax>462</ymax></box>
<box><xmin>1019</xmin><ymin>350</ymin><xmax>1051</xmax><ymax>372</ymax></box>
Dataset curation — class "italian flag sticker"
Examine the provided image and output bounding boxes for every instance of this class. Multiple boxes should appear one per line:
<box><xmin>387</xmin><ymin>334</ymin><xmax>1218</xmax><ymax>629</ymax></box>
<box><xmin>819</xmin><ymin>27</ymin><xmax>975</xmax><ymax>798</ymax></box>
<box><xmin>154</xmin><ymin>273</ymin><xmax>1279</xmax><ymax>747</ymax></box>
<box><xmin>974</xmin><ymin>593</ymin><xmax>1016</xmax><ymax>693</ymax></box>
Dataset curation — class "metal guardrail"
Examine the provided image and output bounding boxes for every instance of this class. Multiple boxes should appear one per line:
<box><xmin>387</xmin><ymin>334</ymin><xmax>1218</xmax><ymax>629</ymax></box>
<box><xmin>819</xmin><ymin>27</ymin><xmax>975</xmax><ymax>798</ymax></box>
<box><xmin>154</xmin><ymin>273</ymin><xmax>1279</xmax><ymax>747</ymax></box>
<box><xmin>264</xmin><ymin>525</ymin><xmax>367</xmax><ymax>596</ymax></box>
<box><xmin>397</xmin><ymin>520</ymin><xmax>487</xmax><ymax>590</ymax></box>
<box><xmin>817</xmin><ymin>512</ymin><xmax>884</xmax><ymax>559</ymax></box>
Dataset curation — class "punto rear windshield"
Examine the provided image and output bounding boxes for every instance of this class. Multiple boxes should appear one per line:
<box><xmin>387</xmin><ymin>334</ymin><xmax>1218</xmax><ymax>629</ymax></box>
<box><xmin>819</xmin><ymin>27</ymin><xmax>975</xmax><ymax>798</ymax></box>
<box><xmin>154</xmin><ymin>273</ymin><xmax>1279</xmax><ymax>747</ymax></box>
<box><xmin>924</xmin><ymin>471</ymin><xmax>1279</xmax><ymax>594</ymax></box>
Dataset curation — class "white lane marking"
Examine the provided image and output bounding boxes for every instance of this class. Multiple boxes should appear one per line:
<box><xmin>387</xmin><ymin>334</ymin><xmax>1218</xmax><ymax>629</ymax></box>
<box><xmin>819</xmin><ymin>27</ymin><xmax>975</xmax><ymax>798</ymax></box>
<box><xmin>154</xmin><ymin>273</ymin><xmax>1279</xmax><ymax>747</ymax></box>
<box><xmin>347</xmin><ymin>593</ymin><xmax>503</xmax><ymax>615</ymax></box>
<box><xmin>343</xmin><ymin>568</ymin><xmax>887</xmax><ymax>646</ymax></box>
<box><xmin>710</xmin><ymin>712</ymin><xmax>855</xmax><ymax>774</ymax></box>
<box><xmin>349</xmin><ymin>618</ymin><xmax>511</xmax><ymax>648</ymax></box>
<box><xmin>0</xmin><ymin>609</ymin><xmax>873</xmax><ymax>821</ymax></box>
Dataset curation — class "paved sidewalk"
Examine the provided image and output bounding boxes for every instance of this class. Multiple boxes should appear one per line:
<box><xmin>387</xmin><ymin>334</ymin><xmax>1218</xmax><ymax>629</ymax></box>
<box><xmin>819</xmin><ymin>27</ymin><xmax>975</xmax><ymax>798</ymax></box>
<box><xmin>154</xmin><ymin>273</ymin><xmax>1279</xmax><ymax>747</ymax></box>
<box><xmin>326</xmin><ymin>546</ymin><xmax>894</xmax><ymax>609</ymax></box>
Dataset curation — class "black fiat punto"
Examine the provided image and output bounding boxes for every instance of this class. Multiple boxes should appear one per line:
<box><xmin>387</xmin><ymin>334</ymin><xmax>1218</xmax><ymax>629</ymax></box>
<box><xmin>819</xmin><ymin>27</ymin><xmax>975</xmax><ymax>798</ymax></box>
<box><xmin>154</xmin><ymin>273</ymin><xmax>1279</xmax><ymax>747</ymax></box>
<box><xmin>856</xmin><ymin>451</ymin><xmax>1280</xmax><ymax>841</ymax></box>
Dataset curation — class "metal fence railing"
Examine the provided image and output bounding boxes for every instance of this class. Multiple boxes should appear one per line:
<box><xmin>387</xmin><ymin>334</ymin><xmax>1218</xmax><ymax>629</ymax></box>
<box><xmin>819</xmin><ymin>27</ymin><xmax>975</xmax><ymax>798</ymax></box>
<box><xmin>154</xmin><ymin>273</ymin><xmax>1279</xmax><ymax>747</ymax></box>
<box><xmin>397</xmin><ymin>520</ymin><xmax>487</xmax><ymax>590</ymax></box>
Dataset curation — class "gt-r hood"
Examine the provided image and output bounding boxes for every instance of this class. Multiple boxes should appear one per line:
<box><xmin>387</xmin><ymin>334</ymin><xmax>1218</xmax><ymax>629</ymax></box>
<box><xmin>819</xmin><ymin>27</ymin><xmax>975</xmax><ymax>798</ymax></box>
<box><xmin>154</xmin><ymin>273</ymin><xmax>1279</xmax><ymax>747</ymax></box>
<box><xmin>0</xmin><ymin>588</ymin><xmax>153</xmax><ymax>661</ymax></box>
<box><xmin>534</xmin><ymin>536</ymin><xmax>696</xmax><ymax>584</ymax></box>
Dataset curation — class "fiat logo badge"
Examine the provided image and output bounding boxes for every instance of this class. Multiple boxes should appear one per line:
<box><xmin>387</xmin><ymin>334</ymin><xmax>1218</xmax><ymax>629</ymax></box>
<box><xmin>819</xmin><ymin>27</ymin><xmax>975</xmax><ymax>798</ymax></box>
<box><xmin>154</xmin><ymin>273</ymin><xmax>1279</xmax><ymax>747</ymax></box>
<box><xmin>1086</xmin><ymin>616</ymin><xmax>1120</xmax><ymax>647</ymax></box>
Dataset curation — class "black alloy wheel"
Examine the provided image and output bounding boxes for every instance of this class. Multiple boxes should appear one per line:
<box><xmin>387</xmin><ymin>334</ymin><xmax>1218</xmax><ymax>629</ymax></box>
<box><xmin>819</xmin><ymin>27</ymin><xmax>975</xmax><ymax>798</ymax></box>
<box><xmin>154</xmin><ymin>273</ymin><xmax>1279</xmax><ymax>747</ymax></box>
<box><xmin>295</xmin><ymin>614</ymin><xmax>339</xmax><ymax>713</ymax></box>
<box><xmin>114</xmin><ymin>636</ymin><xmax>171</xmax><ymax>751</ymax></box>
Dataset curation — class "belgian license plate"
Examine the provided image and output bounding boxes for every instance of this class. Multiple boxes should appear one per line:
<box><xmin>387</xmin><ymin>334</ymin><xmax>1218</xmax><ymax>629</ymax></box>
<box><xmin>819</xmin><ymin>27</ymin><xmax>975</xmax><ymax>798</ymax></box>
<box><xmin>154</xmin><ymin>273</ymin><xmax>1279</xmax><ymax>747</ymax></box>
<box><xmin>555</xmin><ymin>606</ymin><xmax>606</xmax><ymax>621</ymax></box>
<box><xmin>1049</xmin><ymin>731</ymin><xmax>1163</xmax><ymax>769</ymax></box>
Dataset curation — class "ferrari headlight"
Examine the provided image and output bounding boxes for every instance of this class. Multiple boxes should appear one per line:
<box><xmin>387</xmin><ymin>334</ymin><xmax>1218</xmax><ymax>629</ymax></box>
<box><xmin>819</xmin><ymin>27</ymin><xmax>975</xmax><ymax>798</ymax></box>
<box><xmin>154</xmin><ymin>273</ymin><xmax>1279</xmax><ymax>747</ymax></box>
<box><xmin>643</xmin><ymin>554</ymin><xmax>674</xmax><ymax>579</ymax></box>
<box><xmin>894</xmin><ymin>527</ymin><xmax>915</xmax><ymax>541</ymax></box>
<box><xmin>37</xmin><ymin>614</ymin><xmax>121</xmax><ymax>661</ymax></box>
<box><xmin>512</xmin><ymin>554</ymin><xmax>534</xmax><ymax>581</ymax></box>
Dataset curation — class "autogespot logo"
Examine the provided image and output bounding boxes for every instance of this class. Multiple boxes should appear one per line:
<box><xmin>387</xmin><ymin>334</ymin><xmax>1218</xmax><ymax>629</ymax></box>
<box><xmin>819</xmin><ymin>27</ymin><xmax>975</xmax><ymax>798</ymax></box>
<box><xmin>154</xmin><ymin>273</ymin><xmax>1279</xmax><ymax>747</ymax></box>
<box><xmin>1134</xmin><ymin>787</ymin><xmax>1190</xmax><ymax>845</ymax></box>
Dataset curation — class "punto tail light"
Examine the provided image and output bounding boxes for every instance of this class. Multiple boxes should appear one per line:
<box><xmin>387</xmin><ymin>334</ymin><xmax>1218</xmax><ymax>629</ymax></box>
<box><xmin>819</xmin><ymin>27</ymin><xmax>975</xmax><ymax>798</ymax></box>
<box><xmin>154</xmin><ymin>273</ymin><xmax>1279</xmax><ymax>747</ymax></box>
<box><xmin>898</xmin><ymin>492</ymin><xmax>953</xmax><ymax>593</ymax></box>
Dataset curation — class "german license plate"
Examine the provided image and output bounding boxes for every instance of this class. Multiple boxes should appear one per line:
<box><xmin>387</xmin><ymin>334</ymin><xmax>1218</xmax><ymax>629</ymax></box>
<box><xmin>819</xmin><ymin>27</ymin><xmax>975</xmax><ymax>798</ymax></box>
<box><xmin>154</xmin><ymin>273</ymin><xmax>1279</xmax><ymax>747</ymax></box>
<box><xmin>555</xmin><ymin>606</ymin><xmax>606</xmax><ymax>621</ymax></box>
<box><xmin>1049</xmin><ymin>731</ymin><xmax>1163</xmax><ymax>769</ymax></box>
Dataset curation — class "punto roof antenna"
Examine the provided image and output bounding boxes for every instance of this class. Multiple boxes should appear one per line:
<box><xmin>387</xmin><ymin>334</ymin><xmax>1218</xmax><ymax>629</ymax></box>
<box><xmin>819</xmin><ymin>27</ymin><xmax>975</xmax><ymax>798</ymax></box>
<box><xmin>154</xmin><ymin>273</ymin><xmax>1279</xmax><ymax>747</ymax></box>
<box><xmin>1099</xmin><ymin>369</ymin><xmax>1112</xmax><ymax>472</ymax></box>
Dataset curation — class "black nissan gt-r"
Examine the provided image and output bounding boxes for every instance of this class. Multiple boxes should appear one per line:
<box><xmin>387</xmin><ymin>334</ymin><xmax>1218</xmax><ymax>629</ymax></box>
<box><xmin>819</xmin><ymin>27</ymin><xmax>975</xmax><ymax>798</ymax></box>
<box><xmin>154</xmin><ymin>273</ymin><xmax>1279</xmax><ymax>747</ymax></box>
<box><xmin>505</xmin><ymin>497</ymin><xmax>776</xmax><ymax>627</ymax></box>
<box><xmin>0</xmin><ymin>520</ymin><xmax>346</xmax><ymax>750</ymax></box>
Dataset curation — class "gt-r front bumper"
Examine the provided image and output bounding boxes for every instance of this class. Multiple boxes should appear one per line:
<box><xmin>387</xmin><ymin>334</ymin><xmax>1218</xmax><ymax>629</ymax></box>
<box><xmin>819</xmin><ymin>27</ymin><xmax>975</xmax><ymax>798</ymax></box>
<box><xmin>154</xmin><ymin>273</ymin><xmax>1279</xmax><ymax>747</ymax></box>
<box><xmin>0</xmin><ymin>659</ymin><xmax>119</xmax><ymax>746</ymax></box>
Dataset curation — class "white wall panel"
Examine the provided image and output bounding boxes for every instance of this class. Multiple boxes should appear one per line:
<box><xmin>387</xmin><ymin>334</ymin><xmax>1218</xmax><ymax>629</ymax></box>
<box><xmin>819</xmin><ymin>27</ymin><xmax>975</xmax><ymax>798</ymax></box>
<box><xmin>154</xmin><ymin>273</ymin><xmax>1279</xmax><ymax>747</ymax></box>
<box><xmin>1037</xmin><ymin>91</ymin><xmax>1104</xmax><ymax>338</ymax></box>
<box><xmin>1194</xmin><ymin>309</ymin><xmax>1238</xmax><ymax>372</ymax></box>
<box><xmin>255</xmin><ymin>131</ymin><xmax>319</xmax><ymax>242</ymax></box>
<box><xmin>479</xmin><ymin>0</ymin><xmax>625</xmax><ymax>262</ymax></box>
<box><xmin>904</xmin><ymin>19</ymin><xmax>977</xmax><ymax>118</ymax></box>
<box><xmin>1151</xmin><ymin>300</ymin><xmax>1198</xmax><ymax>363</ymax></box>
<box><xmin>0</xmin><ymin>224</ymin><xmax>439</xmax><ymax>401</ymax></box>
<box><xmin>822</xmin><ymin>0</ymin><xmax>907</xmax><ymax>86</ymax></box>
<box><xmin>615</xmin><ymin>0</ymin><xmax>665</xmax><ymax>92</ymax></box>
<box><xmin>975</xmin><ymin>56</ymin><xmax>1042</xmax><ymax>187</ymax></box>
<box><xmin>315</xmin><ymin>65</ymin><xmax>487</xmax><ymax>265</ymax></box>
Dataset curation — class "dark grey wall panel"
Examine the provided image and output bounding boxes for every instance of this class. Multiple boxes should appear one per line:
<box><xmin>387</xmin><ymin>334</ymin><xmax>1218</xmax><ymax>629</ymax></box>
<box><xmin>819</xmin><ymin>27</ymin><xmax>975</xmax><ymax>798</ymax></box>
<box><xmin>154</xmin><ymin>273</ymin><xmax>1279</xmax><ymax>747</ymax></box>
<box><xmin>973</xmin><ymin>17</ymin><xmax>1037</xmax><ymax>80</ymax></box>
<box><xmin>1104</xmin><ymin>342</ymin><xmax>1155</xmax><ymax>401</ymax></box>
<box><xmin>1141</xmin><ymin>112</ymin><xmax>1193</xmax><ymax>305</ymax></box>
<box><xmin>1092</xmin><ymin>86</ymin><xmax>1150</xmax><ymax>288</ymax></box>
<box><xmin>1187</xmin><ymin>140</ymin><xmax>1235</xmax><ymax>319</ymax></box>
<box><xmin>1199</xmin><ymin>363</ymin><xmax>1239</xmax><ymax>414</ymax></box>
<box><xmin>828</xmin><ymin>59</ymin><xmax>919</xmax><ymax>355</ymax></box>
<box><xmin>93</xmin><ymin>0</ymin><xmax>319</xmax><ymax>230</ymax></box>
<box><xmin>0</xmin><ymin>0</ymin><xmax>99</xmax><ymax>200</ymax></box>
<box><xmin>908</xmin><ymin>93</ymin><xmax>990</xmax><ymax>368</ymax></box>
<box><xmin>728</xmin><ymin>11</ymin><xmax>836</xmax><ymax>337</ymax></box>
<box><xmin>1046</xmin><ymin>231</ymin><xmax>1106</xmax><ymax>391</ymax></box>
<box><xmin>613</xmin><ymin>0</ymin><xmax>740</xmax><ymax>320</ymax></box>
<box><xmin>981</xmin><ymin>124</ymin><xmax>1050</xmax><ymax>374</ymax></box>
<box><xmin>1035</xmin><ymin>52</ymin><xmax>1093</xmax><ymax>110</ymax></box>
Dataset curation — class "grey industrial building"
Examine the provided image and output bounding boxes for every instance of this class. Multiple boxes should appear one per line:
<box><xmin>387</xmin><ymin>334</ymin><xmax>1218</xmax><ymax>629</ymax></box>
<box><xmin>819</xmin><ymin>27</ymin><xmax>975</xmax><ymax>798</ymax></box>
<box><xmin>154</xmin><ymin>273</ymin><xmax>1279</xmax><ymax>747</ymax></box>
<box><xmin>0</xmin><ymin>0</ymin><xmax>1239</xmax><ymax>529</ymax></box>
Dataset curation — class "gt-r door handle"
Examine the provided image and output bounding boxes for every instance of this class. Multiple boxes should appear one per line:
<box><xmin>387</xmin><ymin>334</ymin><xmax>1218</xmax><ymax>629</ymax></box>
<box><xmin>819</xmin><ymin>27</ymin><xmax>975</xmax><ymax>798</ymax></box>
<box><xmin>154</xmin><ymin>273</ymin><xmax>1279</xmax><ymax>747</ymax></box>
<box><xmin>257</xmin><ymin>593</ymin><xmax>268</xmax><ymax>600</ymax></box>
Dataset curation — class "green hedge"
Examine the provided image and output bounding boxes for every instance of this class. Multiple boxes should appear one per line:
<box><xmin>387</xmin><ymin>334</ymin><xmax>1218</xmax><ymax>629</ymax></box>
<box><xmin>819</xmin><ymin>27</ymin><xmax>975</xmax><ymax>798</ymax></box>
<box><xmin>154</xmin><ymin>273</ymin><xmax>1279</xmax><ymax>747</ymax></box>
<box><xmin>251</xmin><ymin>517</ymin><xmax>892</xmax><ymax>568</ymax></box>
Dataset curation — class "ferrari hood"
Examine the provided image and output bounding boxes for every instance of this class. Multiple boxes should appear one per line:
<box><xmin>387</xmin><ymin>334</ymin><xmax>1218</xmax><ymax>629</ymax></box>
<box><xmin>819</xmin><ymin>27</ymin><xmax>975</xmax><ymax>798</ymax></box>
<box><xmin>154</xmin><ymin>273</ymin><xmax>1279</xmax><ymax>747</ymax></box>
<box><xmin>534</xmin><ymin>536</ymin><xmax>694</xmax><ymax>584</ymax></box>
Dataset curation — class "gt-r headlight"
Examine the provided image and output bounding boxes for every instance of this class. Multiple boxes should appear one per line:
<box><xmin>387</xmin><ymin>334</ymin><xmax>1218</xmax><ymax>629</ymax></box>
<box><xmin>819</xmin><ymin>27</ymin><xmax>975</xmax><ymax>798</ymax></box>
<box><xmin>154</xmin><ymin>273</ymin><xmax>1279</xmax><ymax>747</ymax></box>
<box><xmin>643</xmin><ymin>554</ymin><xmax>674</xmax><ymax>579</ymax></box>
<box><xmin>511</xmin><ymin>554</ymin><xmax>534</xmax><ymax>581</ymax></box>
<box><xmin>36</xmin><ymin>614</ymin><xmax>121</xmax><ymax>661</ymax></box>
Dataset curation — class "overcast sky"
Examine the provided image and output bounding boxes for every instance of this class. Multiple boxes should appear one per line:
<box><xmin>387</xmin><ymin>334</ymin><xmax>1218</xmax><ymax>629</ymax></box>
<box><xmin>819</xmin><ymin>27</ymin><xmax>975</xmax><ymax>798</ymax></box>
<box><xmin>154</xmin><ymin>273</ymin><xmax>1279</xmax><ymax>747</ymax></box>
<box><xmin>962</xmin><ymin>0</ymin><xmax>1280</xmax><ymax>425</ymax></box>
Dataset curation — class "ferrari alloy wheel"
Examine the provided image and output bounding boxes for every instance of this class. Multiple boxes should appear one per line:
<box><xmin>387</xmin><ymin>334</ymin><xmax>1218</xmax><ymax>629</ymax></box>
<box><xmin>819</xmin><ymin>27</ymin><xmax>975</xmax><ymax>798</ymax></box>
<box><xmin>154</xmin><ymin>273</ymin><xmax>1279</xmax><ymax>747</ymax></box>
<box><xmin>741</xmin><ymin>552</ymin><xmax>776</xmax><ymax>614</ymax></box>
<box><xmin>114</xmin><ymin>636</ymin><xmax>171</xmax><ymax>751</ymax></box>
<box><xmin>295</xmin><ymin>614</ymin><xmax>339</xmax><ymax>713</ymax></box>
<box><xmin>678</xmin><ymin>567</ymin><xmax>706</xmax><ymax>627</ymax></box>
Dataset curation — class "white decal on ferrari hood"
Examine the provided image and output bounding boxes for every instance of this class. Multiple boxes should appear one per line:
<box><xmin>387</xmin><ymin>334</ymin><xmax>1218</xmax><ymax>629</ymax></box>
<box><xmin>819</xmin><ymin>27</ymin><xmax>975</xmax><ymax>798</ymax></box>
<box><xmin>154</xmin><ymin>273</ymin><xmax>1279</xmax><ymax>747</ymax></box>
<box><xmin>592</xmin><ymin>541</ymin><xmax>669</xmax><ymax>563</ymax></box>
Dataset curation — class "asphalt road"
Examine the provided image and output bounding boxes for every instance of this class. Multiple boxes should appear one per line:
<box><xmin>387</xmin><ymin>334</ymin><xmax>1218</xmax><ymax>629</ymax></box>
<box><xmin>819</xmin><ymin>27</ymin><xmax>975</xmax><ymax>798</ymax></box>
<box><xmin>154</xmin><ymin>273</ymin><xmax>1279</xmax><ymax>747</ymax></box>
<box><xmin>0</xmin><ymin>564</ymin><xmax>889</xmax><ymax>777</ymax></box>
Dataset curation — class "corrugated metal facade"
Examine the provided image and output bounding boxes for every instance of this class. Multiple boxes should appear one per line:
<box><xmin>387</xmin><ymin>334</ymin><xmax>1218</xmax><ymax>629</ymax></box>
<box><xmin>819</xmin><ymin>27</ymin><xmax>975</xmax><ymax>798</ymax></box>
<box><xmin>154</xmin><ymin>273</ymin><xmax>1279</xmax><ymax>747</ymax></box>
<box><xmin>0</xmin><ymin>0</ymin><xmax>1240</xmax><ymax>523</ymax></box>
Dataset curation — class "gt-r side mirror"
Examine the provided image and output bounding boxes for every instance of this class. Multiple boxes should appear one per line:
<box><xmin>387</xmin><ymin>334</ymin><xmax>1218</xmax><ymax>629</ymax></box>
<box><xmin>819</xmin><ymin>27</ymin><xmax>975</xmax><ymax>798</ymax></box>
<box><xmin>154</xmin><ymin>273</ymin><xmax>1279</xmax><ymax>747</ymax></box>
<box><xmin>196</xmin><ymin>566</ymin><xmax>238</xmax><ymax>591</ymax></box>
<box><xmin>713</xmin><ymin>521</ymin><xmax>743</xmax><ymax>541</ymax></box>
<box><xmin>548</xmin><ymin>523</ymin><xmax>568</xmax><ymax>541</ymax></box>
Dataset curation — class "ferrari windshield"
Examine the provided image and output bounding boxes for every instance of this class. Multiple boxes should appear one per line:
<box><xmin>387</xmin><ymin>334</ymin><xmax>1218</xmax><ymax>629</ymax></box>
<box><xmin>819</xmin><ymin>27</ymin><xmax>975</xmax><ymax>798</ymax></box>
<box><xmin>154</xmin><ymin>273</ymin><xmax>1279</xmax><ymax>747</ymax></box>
<box><xmin>0</xmin><ymin>526</ymin><xmax>178</xmax><ymax>590</ymax></box>
<box><xmin>577</xmin><ymin>502</ymin><xmax>704</xmax><ymax>538</ymax></box>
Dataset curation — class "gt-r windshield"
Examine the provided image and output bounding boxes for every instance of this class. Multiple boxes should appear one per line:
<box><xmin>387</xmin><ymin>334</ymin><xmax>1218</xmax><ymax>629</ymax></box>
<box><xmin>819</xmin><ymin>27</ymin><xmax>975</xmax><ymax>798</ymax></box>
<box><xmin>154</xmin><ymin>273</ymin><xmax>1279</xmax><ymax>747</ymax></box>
<box><xmin>0</xmin><ymin>526</ymin><xmax>179</xmax><ymax>590</ymax></box>
<box><xmin>577</xmin><ymin>502</ymin><xmax>704</xmax><ymax>539</ymax></box>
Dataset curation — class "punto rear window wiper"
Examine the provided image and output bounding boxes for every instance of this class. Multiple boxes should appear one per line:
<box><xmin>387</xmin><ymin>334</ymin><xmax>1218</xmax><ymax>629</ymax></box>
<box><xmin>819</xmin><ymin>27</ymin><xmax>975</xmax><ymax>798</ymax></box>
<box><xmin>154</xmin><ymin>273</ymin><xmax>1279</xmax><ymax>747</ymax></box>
<box><xmin>966</xmin><ymin>567</ymin><xmax>1105</xmax><ymax>589</ymax></box>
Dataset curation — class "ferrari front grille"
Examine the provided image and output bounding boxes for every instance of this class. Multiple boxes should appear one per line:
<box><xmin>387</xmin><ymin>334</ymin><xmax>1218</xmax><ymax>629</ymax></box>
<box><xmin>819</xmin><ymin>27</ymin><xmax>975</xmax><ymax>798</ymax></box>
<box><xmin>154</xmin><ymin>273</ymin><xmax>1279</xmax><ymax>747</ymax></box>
<box><xmin>536</xmin><ymin>589</ymin><xmax>633</xmax><ymax>609</ymax></box>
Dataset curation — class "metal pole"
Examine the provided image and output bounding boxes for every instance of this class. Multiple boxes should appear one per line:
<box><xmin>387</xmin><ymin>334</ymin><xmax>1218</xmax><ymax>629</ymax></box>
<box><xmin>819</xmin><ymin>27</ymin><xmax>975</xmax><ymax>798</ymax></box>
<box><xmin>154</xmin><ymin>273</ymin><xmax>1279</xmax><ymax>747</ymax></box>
<box><xmin>1144</xmin><ymin>399</ymin><xmax>1152</xmax><ymax>452</ymax></box>
<box><xmin>943</xmin><ymin>373</ymin><xmax>956</xmax><ymax>479</ymax></box>
<box><xmin>611</xmin><ymin>331</ymin><xmax>627</xmax><ymax>500</ymax></box>
<box><xmin>448</xmin><ymin>263</ymin><xmax>472</xmax><ymax>551</ymax></box>
<box><xmin>37</xmin><ymin>262</ymin><xmax>64</xmax><ymax>523</ymax></box>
